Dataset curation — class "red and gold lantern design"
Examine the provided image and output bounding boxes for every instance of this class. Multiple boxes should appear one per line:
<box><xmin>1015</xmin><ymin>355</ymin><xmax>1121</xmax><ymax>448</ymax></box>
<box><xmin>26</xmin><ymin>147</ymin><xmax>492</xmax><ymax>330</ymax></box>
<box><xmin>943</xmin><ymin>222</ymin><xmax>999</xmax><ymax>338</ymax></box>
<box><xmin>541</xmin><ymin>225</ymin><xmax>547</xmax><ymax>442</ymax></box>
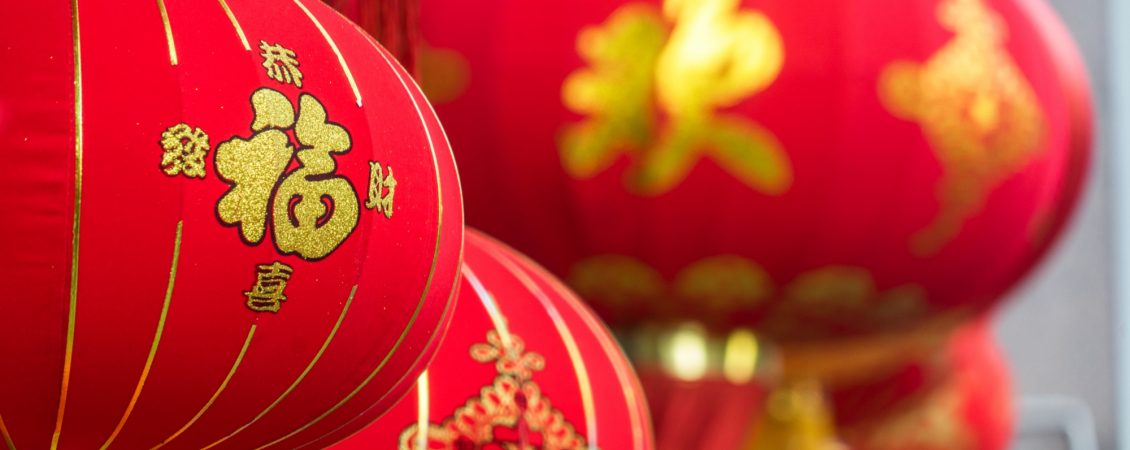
<box><xmin>329</xmin><ymin>230</ymin><xmax>655</xmax><ymax>450</ymax></box>
<box><xmin>418</xmin><ymin>0</ymin><xmax>1092</xmax><ymax>343</ymax></box>
<box><xmin>0</xmin><ymin>1</ymin><xmax>461</xmax><ymax>449</ymax></box>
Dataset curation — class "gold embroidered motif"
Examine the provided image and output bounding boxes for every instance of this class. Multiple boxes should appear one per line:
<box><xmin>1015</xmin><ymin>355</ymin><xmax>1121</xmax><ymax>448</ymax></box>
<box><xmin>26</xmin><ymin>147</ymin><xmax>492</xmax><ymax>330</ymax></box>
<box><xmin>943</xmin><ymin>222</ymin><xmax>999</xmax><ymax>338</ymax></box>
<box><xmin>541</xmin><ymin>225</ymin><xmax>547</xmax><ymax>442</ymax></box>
<box><xmin>160</xmin><ymin>123</ymin><xmax>209</xmax><ymax>179</ymax></box>
<box><xmin>398</xmin><ymin>331</ymin><xmax>590</xmax><ymax>450</ymax></box>
<box><xmin>366</xmin><ymin>161</ymin><xmax>397</xmax><ymax>219</ymax></box>
<box><xmin>674</xmin><ymin>255</ymin><xmax>772</xmax><ymax>313</ymax></box>
<box><xmin>844</xmin><ymin>381</ymin><xmax>973</xmax><ymax>449</ymax></box>
<box><xmin>244</xmin><ymin>262</ymin><xmax>294</xmax><ymax>313</ymax></box>
<box><xmin>570</xmin><ymin>255</ymin><xmax>665</xmax><ymax>313</ymax></box>
<box><xmin>216</xmin><ymin>88</ymin><xmax>360</xmax><ymax>260</ymax></box>
<box><xmin>260</xmin><ymin>40</ymin><xmax>303</xmax><ymax>87</ymax></box>
<box><xmin>561</xmin><ymin>0</ymin><xmax>790</xmax><ymax>195</ymax></box>
<box><xmin>879</xmin><ymin>0</ymin><xmax>1047</xmax><ymax>255</ymax></box>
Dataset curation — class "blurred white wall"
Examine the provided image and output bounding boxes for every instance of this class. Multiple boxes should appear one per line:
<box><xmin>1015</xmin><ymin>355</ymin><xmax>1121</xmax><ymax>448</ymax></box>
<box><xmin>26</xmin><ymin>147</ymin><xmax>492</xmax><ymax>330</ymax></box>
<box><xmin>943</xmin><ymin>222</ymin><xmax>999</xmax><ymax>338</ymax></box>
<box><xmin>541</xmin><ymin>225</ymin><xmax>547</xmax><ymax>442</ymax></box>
<box><xmin>994</xmin><ymin>0</ymin><xmax>1113</xmax><ymax>448</ymax></box>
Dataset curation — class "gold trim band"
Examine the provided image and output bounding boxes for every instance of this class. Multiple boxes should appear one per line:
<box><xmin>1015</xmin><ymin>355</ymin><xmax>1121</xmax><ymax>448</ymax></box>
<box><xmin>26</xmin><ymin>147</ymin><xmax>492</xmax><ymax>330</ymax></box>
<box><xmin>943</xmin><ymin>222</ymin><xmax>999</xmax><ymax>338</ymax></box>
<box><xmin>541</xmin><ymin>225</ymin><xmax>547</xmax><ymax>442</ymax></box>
<box><xmin>415</xmin><ymin>371</ymin><xmax>429</xmax><ymax>449</ymax></box>
<box><xmin>0</xmin><ymin>414</ymin><xmax>15</xmax><ymax>450</ymax></box>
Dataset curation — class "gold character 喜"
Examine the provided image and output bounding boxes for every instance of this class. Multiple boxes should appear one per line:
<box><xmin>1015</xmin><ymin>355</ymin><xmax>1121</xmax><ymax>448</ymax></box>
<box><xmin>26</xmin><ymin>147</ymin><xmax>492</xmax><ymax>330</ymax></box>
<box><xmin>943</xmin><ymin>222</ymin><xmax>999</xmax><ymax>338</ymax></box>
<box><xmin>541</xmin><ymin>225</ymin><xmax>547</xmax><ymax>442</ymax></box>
<box><xmin>244</xmin><ymin>261</ymin><xmax>294</xmax><ymax>313</ymax></box>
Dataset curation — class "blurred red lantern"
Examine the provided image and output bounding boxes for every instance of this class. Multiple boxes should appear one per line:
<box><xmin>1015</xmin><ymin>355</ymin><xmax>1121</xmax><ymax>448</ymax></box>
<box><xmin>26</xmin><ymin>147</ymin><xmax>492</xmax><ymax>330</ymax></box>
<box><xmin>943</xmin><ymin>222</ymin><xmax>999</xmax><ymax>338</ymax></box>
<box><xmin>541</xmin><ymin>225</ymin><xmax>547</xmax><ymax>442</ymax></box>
<box><xmin>328</xmin><ymin>230</ymin><xmax>655</xmax><ymax>450</ymax></box>
<box><xmin>829</xmin><ymin>319</ymin><xmax>1013</xmax><ymax>450</ymax></box>
<box><xmin>418</xmin><ymin>0</ymin><xmax>1092</xmax><ymax>343</ymax></box>
<box><xmin>0</xmin><ymin>1</ymin><xmax>461</xmax><ymax>449</ymax></box>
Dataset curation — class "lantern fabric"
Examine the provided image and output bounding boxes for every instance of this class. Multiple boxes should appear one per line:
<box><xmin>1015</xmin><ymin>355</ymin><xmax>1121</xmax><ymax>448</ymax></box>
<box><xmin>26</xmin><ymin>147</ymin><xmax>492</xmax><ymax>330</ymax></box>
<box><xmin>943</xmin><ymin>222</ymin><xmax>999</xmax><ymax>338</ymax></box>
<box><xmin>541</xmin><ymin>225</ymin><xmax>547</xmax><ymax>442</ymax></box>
<box><xmin>328</xmin><ymin>229</ymin><xmax>655</xmax><ymax>450</ymax></box>
<box><xmin>0</xmin><ymin>1</ymin><xmax>462</xmax><ymax>449</ymax></box>
<box><xmin>418</xmin><ymin>0</ymin><xmax>1092</xmax><ymax>343</ymax></box>
<box><xmin>829</xmin><ymin>320</ymin><xmax>1013</xmax><ymax>450</ymax></box>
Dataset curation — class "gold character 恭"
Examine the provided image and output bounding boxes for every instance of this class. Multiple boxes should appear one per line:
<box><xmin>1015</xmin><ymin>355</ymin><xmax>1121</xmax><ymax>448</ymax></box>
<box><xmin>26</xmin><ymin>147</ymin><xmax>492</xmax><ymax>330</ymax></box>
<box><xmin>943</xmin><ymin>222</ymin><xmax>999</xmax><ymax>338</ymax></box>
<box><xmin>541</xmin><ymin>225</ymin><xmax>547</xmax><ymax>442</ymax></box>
<box><xmin>260</xmin><ymin>40</ymin><xmax>303</xmax><ymax>87</ymax></box>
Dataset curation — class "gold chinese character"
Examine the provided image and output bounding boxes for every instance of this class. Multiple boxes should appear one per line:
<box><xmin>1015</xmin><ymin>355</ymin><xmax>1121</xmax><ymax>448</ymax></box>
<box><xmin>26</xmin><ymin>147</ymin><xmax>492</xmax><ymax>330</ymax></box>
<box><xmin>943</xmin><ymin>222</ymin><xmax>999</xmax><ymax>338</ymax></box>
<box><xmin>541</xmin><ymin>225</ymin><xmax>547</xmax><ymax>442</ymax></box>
<box><xmin>561</xmin><ymin>0</ymin><xmax>791</xmax><ymax>195</ymax></box>
<box><xmin>159</xmin><ymin>123</ymin><xmax>209</xmax><ymax>179</ymax></box>
<box><xmin>216</xmin><ymin>88</ymin><xmax>360</xmax><ymax>260</ymax></box>
<box><xmin>244</xmin><ymin>261</ymin><xmax>294</xmax><ymax>313</ymax></box>
<box><xmin>260</xmin><ymin>40</ymin><xmax>303</xmax><ymax>87</ymax></box>
<box><xmin>365</xmin><ymin>161</ymin><xmax>397</xmax><ymax>219</ymax></box>
<box><xmin>879</xmin><ymin>0</ymin><xmax>1046</xmax><ymax>255</ymax></box>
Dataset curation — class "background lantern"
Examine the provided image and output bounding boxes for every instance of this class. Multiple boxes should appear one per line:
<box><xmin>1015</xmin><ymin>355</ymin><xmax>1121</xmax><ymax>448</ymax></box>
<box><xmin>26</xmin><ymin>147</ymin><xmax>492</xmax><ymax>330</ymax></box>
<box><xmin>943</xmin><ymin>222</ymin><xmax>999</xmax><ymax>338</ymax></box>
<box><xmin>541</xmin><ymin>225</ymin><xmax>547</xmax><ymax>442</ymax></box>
<box><xmin>327</xmin><ymin>229</ymin><xmax>655</xmax><ymax>450</ymax></box>
<box><xmin>0</xmin><ymin>1</ymin><xmax>462</xmax><ymax>449</ymax></box>
<box><xmin>415</xmin><ymin>0</ymin><xmax>1092</xmax><ymax>346</ymax></box>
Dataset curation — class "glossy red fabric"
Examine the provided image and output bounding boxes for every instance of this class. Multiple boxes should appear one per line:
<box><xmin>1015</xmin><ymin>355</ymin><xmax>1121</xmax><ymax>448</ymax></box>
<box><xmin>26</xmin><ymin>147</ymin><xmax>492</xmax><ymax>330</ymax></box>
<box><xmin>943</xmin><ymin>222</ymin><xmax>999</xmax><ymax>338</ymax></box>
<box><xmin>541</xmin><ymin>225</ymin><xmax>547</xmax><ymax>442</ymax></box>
<box><xmin>0</xmin><ymin>1</ymin><xmax>462</xmax><ymax>448</ymax></box>
<box><xmin>418</xmin><ymin>0</ymin><xmax>1092</xmax><ymax>343</ymax></box>
<box><xmin>329</xmin><ymin>230</ymin><xmax>655</xmax><ymax>450</ymax></box>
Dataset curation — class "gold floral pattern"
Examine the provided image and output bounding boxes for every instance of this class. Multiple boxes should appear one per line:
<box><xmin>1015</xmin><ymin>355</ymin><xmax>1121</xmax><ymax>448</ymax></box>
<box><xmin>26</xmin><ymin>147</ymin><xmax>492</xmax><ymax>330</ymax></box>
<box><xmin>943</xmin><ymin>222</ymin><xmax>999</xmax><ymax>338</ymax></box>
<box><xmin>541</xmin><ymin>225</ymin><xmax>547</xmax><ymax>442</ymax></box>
<box><xmin>398</xmin><ymin>331</ymin><xmax>590</xmax><ymax>450</ymax></box>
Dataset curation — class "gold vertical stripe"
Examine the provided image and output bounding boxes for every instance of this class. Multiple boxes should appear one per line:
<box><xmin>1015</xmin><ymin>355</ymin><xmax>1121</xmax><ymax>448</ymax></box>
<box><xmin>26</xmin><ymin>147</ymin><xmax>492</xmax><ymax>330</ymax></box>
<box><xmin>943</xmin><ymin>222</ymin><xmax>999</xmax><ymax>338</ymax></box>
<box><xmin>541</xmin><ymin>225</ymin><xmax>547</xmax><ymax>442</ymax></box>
<box><xmin>415</xmin><ymin>371</ymin><xmax>429</xmax><ymax>449</ymax></box>
<box><xmin>99</xmin><ymin>221</ymin><xmax>184</xmax><ymax>450</ymax></box>
<box><xmin>216</xmin><ymin>0</ymin><xmax>250</xmax><ymax>51</ymax></box>
<box><xmin>249</xmin><ymin>38</ymin><xmax>447</xmax><ymax>450</ymax></box>
<box><xmin>200</xmin><ymin>286</ymin><xmax>358</xmax><ymax>450</ymax></box>
<box><xmin>150</xmin><ymin>325</ymin><xmax>257</xmax><ymax>450</ymax></box>
<box><xmin>488</xmin><ymin>248</ymin><xmax>598</xmax><ymax>449</ymax></box>
<box><xmin>544</xmin><ymin>273</ymin><xmax>648</xmax><ymax>450</ymax></box>
<box><xmin>53</xmin><ymin>0</ymin><xmax>83</xmax><ymax>447</ymax></box>
<box><xmin>292</xmin><ymin>0</ymin><xmax>362</xmax><ymax>106</ymax></box>
<box><xmin>0</xmin><ymin>414</ymin><xmax>15</xmax><ymax>450</ymax></box>
<box><xmin>157</xmin><ymin>0</ymin><xmax>177</xmax><ymax>66</ymax></box>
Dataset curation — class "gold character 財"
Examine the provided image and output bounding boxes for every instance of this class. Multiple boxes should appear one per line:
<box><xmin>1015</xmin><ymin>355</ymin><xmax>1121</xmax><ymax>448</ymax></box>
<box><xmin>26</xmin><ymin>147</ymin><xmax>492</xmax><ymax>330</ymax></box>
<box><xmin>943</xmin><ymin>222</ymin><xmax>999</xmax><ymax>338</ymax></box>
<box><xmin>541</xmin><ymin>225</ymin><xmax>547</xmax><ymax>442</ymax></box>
<box><xmin>366</xmin><ymin>161</ymin><xmax>397</xmax><ymax>219</ymax></box>
<box><xmin>244</xmin><ymin>261</ymin><xmax>294</xmax><ymax>313</ymax></box>
<box><xmin>215</xmin><ymin>88</ymin><xmax>360</xmax><ymax>260</ymax></box>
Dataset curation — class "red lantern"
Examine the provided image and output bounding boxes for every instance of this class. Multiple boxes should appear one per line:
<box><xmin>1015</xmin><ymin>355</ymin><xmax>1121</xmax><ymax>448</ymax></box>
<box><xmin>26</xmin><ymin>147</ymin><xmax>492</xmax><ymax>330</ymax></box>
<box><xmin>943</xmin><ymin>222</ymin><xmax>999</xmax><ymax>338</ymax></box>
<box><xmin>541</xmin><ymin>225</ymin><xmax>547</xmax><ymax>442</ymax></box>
<box><xmin>328</xmin><ymin>229</ymin><xmax>655</xmax><ymax>450</ymax></box>
<box><xmin>831</xmin><ymin>320</ymin><xmax>1013</xmax><ymax>450</ymax></box>
<box><xmin>417</xmin><ymin>0</ymin><xmax>1091</xmax><ymax>343</ymax></box>
<box><xmin>0</xmin><ymin>1</ymin><xmax>461</xmax><ymax>449</ymax></box>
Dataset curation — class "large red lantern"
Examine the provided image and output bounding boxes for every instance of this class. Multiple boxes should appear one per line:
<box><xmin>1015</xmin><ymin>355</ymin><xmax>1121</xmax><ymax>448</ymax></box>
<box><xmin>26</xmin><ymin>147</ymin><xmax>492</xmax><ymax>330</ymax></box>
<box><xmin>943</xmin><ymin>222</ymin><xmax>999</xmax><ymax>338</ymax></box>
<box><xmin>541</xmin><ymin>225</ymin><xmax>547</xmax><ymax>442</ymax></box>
<box><xmin>417</xmin><ymin>0</ymin><xmax>1092</xmax><ymax>344</ymax></box>
<box><xmin>328</xmin><ymin>230</ymin><xmax>655</xmax><ymax>450</ymax></box>
<box><xmin>0</xmin><ymin>1</ymin><xmax>462</xmax><ymax>449</ymax></box>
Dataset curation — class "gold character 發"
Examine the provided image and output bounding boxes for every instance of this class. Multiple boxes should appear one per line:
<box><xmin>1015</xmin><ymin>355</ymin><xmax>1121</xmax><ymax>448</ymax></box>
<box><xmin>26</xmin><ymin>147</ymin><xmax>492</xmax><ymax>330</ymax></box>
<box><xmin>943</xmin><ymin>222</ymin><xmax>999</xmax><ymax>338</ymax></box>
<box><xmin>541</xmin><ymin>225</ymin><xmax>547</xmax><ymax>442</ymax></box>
<box><xmin>244</xmin><ymin>261</ymin><xmax>294</xmax><ymax>313</ymax></box>
<box><xmin>365</xmin><ymin>161</ymin><xmax>397</xmax><ymax>219</ymax></box>
<box><xmin>215</xmin><ymin>88</ymin><xmax>360</xmax><ymax>260</ymax></box>
<box><xmin>879</xmin><ymin>0</ymin><xmax>1046</xmax><ymax>255</ymax></box>
<box><xmin>561</xmin><ymin>0</ymin><xmax>791</xmax><ymax>195</ymax></box>
<box><xmin>260</xmin><ymin>40</ymin><xmax>303</xmax><ymax>87</ymax></box>
<box><xmin>159</xmin><ymin>123</ymin><xmax>210</xmax><ymax>179</ymax></box>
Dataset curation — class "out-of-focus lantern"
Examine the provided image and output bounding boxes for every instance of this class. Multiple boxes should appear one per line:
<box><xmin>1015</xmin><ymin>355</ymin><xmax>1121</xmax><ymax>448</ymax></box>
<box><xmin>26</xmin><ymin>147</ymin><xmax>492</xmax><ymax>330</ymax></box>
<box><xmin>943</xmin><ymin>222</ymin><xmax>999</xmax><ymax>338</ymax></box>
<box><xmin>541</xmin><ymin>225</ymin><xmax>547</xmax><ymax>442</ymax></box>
<box><xmin>416</xmin><ymin>0</ymin><xmax>1092</xmax><ymax>346</ymax></box>
<box><xmin>0</xmin><ymin>1</ymin><xmax>462</xmax><ymax>448</ymax></box>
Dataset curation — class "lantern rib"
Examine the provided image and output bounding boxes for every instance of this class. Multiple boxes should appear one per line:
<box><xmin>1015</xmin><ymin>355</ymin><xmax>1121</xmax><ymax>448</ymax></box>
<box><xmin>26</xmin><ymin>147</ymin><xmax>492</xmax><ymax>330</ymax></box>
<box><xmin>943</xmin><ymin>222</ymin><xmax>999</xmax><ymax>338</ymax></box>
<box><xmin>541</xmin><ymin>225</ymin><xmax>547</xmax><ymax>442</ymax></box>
<box><xmin>199</xmin><ymin>286</ymin><xmax>358</xmax><ymax>450</ymax></box>
<box><xmin>156</xmin><ymin>0</ymin><xmax>177</xmax><ymax>65</ymax></box>
<box><xmin>489</xmin><ymin>247</ymin><xmax>599</xmax><ymax>450</ymax></box>
<box><xmin>249</xmin><ymin>38</ymin><xmax>447</xmax><ymax>450</ymax></box>
<box><xmin>148</xmin><ymin>325</ymin><xmax>257</xmax><ymax>450</ymax></box>
<box><xmin>52</xmin><ymin>0</ymin><xmax>83</xmax><ymax>447</ymax></box>
<box><xmin>0</xmin><ymin>414</ymin><xmax>15</xmax><ymax>450</ymax></box>
<box><xmin>543</xmin><ymin>264</ymin><xmax>650</xmax><ymax>450</ymax></box>
<box><xmin>98</xmin><ymin>221</ymin><xmax>184</xmax><ymax>450</ymax></box>
<box><xmin>292</xmin><ymin>0</ymin><xmax>362</xmax><ymax>107</ymax></box>
<box><xmin>216</xmin><ymin>0</ymin><xmax>250</xmax><ymax>51</ymax></box>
